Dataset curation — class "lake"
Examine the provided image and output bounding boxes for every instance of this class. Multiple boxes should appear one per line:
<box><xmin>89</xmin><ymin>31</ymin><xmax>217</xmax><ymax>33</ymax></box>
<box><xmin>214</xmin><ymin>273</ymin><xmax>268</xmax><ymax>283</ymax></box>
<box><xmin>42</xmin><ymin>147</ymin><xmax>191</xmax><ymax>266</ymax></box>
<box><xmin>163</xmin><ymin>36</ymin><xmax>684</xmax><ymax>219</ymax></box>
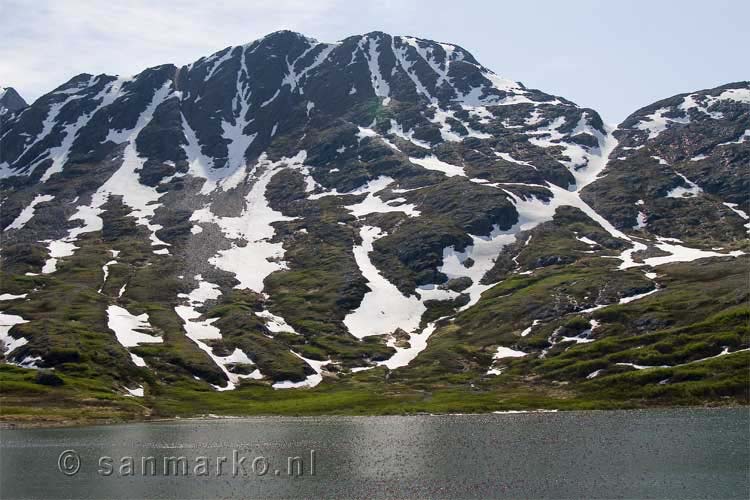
<box><xmin>1</xmin><ymin>408</ymin><xmax>747</xmax><ymax>499</ymax></box>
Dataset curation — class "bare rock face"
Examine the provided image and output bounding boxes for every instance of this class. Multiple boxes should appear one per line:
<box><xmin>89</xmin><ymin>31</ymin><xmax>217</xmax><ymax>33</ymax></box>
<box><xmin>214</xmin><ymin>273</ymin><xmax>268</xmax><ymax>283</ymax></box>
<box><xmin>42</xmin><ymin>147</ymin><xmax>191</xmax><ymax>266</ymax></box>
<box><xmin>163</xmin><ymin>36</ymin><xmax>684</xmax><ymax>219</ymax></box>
<box><xmin>0</xmin><ymin>86</ymin><xmax>27</xmax><ymax>117</ymax></box>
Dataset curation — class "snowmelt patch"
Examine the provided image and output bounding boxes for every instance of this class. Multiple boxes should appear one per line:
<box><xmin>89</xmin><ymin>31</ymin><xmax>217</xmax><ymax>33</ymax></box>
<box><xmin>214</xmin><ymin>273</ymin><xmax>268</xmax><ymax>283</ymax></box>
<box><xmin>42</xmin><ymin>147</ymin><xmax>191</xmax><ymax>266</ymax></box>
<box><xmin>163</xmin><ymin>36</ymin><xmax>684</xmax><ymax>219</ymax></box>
<box><xmin>272</xmin><ymin>352</ymin><xmax>329</xmax><ymax>389</ymax></box>
<box><xmin>0</xmin><ymin>312</ymin><xmax>30</xmax><ymax>357</ymax></box>
<box><xmin>344</xmin><ymin>226</ymin><xmax>425</xmax><ymax>338</ymax></box>
<box><xmin>176</xmin><ymin>278</ymin><xmax>262</xmax><ymax>390</ymax></box>
<box><xmin>106</xmin><ymin>305</ymin><xmax>162</xmax><ymax>367</ymax></box>
<box><xmin>5</xmin><ymin>194</ymin><xmax>54</xmax><ymax>230</ymax></box>
<box><xmin>192</xmin><ymin>152</ymin><xmax>305</xmax><ymax>292</ymax></box>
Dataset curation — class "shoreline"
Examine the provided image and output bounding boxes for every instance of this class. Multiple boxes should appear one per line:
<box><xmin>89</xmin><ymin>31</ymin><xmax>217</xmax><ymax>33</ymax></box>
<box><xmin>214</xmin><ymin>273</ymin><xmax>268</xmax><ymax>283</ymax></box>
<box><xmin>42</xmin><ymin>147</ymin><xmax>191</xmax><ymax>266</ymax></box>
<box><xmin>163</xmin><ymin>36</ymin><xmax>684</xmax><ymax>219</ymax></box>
<box><xmin>2</xmin><ymin>403</ymin><xmax>746</xmax><ymax>430</ymax></box>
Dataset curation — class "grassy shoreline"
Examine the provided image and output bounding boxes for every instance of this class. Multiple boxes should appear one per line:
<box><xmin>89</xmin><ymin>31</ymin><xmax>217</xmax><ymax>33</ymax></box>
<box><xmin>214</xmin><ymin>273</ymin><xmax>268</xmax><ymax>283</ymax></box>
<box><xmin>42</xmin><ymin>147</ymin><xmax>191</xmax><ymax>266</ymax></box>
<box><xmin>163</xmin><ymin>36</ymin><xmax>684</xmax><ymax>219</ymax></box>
<box><xmin>2</xmin><ymin>390</ymin><xmax>746</xmax><ymax>429</ymax></box>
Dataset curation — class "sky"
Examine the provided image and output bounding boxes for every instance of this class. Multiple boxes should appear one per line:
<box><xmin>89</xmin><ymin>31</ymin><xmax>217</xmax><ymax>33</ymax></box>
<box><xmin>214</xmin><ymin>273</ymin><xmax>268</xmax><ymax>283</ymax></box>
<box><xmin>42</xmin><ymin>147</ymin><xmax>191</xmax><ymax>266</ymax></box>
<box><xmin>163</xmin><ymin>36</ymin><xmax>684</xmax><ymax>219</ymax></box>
<box><xmin>1</xmin><ymin>0</ymin><xmax>747</xmax><ymax>124</ymax></box>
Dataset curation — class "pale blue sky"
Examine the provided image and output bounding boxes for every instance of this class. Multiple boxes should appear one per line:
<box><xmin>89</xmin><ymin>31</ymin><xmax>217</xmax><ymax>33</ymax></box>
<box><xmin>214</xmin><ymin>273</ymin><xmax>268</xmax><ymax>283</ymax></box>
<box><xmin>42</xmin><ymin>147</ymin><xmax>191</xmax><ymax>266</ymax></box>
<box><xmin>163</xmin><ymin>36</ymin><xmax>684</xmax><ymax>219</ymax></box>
<box><xmin>1</xmin><ymin>0</ymin><xmax>747</xmax><ymax>123</ymax></box>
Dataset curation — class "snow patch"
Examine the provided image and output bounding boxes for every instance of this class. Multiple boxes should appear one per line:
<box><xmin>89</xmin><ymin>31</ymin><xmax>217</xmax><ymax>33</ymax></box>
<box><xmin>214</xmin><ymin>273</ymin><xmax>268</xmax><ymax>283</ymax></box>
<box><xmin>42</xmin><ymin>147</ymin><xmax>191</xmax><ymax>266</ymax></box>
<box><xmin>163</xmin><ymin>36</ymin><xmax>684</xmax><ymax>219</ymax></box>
<box><xmin>256</xmin><ymin>310</ymin><xmax>299</xmax><ymax>334</ymax></box>
<box><xmin>0</xmin><ymin>312</ymin><xmax>29</xmax><ymax>356</ymax></box>
<box><xmin>487</xmin><ymin>345</ymin><xmax>526</xmax><ymax>374</ymax></box>
<box><xmin>378</xmin><ymin>320</ymin><xmax>444</xmax><ymax>370</ymax></box>
<box><xmin>273</xmin><ymin>352</ymin><xmax>329</xmax><ymax>389</ymax></box>
<box><xmin>193</xmin><ymin>153</ymin><xmax>304</xmax><ymax>292</ymax></box>
<box><xmin>619</xmin><ymin>237</ymin><xmax>743</xmax><ymax>269</ymax></box>
<box><xmin>176</xmin><ymin>279</ymin><xmax>262</xmax><ymax>390</ymax></box>
<box><xmin>723</xmin><ymin>202</ymin><xmax>750</xmax><ymax>231</ymax></box>
<box><xmin>0</xmin><ymin>294</ymin><xmax>27</xmax><ymax>301</ymax></box>
<box><xmin>344</xmin><ymin>226</ymin><xmax>425</xmax><ymax>338</ymax></box>
<box><xmin>633</xmin><ymin>211</ymin><xmax>648</xmax><ymax>229</ymax></box>
<box><xmin>72</xmin><ymin>82</ymin><xmax>174</xmax><ymax>254</ymax></box>
<box><xmin>634</xmin><ymin>107</ymin><xmax>690</xmax><ymax>139</ymax></box>
<box><xmin>360</xmin><ymin>35</ymin><xmax>390</xmax><ymax>99</ymax></box>
<box><xmin>410</xmin><ymin>155</ymin><xmax>465</xmax><ymax>177</ymax></box>
<box><xmin>496</xmin><ymin>152</ymin><xmax>536</xmax><ymax>169</ymax></box>
<box><xmin>666</xmin><ymin>173</ymin><xmax>703</xmax><ymax>198</ymax></box>
<box><xmin>5</xmin><ymin>194</ymin><xmax>54</xmax><ymax>230</ymax></box>
<box><xmin>344</xmin><ymin>176</ymin><xmax>420</xmax><ymax>217</ymax></box>
<box><xmin>125</xmin><ymin>385</ymin><xmax>144</xmax><ymax>397</ymax></box>
<box><xmin>98</xmin><ymin>259</ymin><xmax>118</xmax><ymax>293</ymax></box>
<box><xmin>388</xmin><ymin>120</ymin><xmax>432</xmax><ymax>149</ymax></box>
<box><xmin>107</xmin><ymin>305</ymin><xmax>162</xmax><ymax>367</ymax></box>
<box><xmin>521</xmin><ymin>319</ymin><xmax>542</xmax><ymax>337</ymax></box>
<box><xmin>41</xmin><ymin>240</ymin><xmax>78</xmax><ymax>274</ymax></box>
<box><xmin>618</xmin><ymin>288</ymin><xmax>660</xmax><ymax>304</ymax></box>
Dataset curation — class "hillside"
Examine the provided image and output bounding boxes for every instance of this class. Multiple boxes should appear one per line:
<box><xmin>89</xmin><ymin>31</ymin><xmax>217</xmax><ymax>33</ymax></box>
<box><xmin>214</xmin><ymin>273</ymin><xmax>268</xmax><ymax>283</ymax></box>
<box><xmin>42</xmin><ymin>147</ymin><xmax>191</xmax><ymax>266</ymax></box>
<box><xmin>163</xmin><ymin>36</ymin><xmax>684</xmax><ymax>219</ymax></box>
<box><xmin>0</xmin><ymin>31</ymin><xmax>747</xmax><ymax>425</ymax></box>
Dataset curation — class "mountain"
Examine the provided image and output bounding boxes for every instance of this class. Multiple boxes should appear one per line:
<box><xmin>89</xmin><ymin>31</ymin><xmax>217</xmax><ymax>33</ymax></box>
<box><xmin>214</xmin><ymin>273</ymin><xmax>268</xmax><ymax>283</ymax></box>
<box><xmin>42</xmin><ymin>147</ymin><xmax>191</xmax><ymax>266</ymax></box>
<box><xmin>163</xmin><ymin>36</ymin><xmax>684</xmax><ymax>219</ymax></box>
<box><xmin>582</xmin><ymin>83</ymin><xmax>749</xmax><ymax>241</ymax></box>
<box><xmin>0</xmin><ymin>87</ymin><xmax>27</xmax><ymax>117</ymax></box>
<box><xmin>0</xmin><ymin>31</ymin><xmax>747</xmax><ymax>423</ymax></box>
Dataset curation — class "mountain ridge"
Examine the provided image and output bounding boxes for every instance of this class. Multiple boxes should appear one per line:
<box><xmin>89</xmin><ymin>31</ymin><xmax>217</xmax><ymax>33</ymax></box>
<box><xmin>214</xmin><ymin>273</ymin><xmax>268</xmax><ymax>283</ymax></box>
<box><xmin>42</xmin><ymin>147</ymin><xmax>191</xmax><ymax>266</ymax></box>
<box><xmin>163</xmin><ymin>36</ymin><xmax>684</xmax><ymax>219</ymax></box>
<box><xmin>0</xmin><ymin>31</ymin><xmax>747</xmax><ymax>423</ymax></box>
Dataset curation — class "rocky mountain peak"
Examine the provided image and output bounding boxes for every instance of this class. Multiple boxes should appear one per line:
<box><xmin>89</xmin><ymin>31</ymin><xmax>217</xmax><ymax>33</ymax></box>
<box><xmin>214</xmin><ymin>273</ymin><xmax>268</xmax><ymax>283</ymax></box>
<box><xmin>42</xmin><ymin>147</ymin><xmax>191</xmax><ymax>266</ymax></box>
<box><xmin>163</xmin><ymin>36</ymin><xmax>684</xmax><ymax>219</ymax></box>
<box><xmin>0</xmin><ymin>86</ymin><xmax>27</xmax><ymax>117</ymax></box>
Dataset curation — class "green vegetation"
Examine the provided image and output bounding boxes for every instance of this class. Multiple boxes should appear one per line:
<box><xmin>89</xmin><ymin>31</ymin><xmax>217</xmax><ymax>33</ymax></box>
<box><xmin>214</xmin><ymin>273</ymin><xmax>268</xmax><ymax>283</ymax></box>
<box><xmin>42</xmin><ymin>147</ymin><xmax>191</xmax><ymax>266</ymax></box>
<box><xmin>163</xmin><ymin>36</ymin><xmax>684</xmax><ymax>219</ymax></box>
<box><xmin>2</xmin><ymin>151</ymin><xmax>748</xmax><ymax>429</ymax></box>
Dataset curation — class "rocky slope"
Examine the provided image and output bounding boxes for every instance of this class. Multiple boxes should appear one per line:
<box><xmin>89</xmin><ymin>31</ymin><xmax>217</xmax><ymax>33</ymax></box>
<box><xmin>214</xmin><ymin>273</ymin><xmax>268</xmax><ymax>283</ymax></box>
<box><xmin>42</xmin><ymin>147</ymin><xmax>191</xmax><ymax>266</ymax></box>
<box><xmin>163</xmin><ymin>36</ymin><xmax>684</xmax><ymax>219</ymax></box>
<box><xmin>0</xmin><ymin>87</ymin><xmax>27</xmax><ymax>117</ymax></box>
<box><xmin>0</xmin><ymin>31</ymin><xmax>747</xmax><ymax>421</ymax></box>
<box><xmin>582</xmin><ymin>82</ymin><xmax>749</xmax><ymax>242</ymax></box>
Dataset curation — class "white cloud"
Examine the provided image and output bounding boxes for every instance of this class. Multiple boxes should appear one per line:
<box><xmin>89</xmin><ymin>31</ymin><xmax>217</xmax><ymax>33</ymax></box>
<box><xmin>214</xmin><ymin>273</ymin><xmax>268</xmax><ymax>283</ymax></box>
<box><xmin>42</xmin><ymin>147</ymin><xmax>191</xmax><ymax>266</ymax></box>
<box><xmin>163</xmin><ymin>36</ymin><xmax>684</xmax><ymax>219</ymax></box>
<box><xmin>0</xmin><ymin>0</ymin><xmax>346</xmax><ymax>101</ymax></box>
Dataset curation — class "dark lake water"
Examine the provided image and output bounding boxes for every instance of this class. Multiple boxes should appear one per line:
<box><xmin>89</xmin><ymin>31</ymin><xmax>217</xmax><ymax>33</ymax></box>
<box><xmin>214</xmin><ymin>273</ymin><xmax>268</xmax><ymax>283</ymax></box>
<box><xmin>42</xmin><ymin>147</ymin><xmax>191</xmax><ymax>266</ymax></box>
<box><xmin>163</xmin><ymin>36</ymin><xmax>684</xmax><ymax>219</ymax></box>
<box><xmin>1</xmin><ymin>408</ymin><xmax>748</xmax><ymax>499</ymax></box>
